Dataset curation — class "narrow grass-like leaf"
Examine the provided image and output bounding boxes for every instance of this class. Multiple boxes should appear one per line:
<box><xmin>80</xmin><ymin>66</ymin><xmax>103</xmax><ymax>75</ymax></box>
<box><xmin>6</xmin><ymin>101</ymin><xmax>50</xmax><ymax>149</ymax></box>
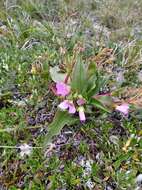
<box><xmin>90</xmin><ymin>98</ymin><xmax>111</xmax><ymax>113</ymax></box>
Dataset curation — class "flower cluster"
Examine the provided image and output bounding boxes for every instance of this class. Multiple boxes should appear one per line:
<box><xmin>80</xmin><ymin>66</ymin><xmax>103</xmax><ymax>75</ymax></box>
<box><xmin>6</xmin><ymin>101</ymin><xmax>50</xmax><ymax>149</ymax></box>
<box><xmin>56</xmin><ymin>82</ymin><xmax>86</xmax><ymax>121</ymax></box>
<box><xmin>55</xmin><ymin>82</ymin><xmax>130</xmax><ymax>121</ymax></box>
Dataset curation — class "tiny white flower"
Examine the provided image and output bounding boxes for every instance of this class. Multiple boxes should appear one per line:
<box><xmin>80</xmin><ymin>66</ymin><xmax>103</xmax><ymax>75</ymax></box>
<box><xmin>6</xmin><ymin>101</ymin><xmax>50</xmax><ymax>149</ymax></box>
<box><xmin>79</xmin><ymin>159</ymin><xmax>93</xmax><ymax>173</ymax></box>
<box><xmin>79</xmin><ymin>159</ymin><xmax>85</xmax><ymax>167</ymax></box>
<box><xmin>3</xmin><ymin>63</ymin><xmax>9</xmax><ymax>71</ymax></box>
<box><xmin>130</xmin><ymin>134</ymin><xmax>135</xmax><ymax>138</ymax></box>
<box><xmin>137</xmin><ymin>136</ymin><xmax>141</xmax><ymax>142</ymax></box>
<box><xmin>135</xmin><ymin>187</ymin><xmax>141</xmax><ymax>190</ymax></box>
<box><xmin>85</xmin><ymin>179</ymin><xmax>94</xmax><ymax>189</ymax></box>
<box><xmin>116</xmin><ymin>71</ymin><xmax>125</xmax><ymax>84</ymax></box>
<box><xmin>106</xmin><ymin>185</ymin><xmax>113</xmax><ymax>190</ymax></box>
<box><xmin>126</xmin><ymin>170</ymin><xmax>131</xmax><ymax>175</ymax></box>
<box><xmin>83</xmin><ymin>171</ymin><xmax>89</xmax><ymax>177</ymax></box>
<box><xmin>85</xmin><ymin>160</ymin><xmax>93</xmax><ymax>172</ymax></box>
<box><xmin>19</xmin><ymin>143</ymin><xmax>32</xmax><ymax>157</ymax></box>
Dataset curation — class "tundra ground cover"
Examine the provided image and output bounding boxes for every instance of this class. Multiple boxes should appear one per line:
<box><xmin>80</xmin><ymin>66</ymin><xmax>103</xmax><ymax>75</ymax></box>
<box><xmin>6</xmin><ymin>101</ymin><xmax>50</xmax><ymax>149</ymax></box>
<box><xmin>0</xmin><ymin>0</ymin><xmax>142</xmax><ymax>189</ymax></box>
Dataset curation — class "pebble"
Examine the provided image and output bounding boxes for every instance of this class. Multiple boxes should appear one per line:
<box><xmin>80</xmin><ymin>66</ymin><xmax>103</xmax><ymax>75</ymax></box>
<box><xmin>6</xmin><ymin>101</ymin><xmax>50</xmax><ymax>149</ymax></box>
<box><xmin>138</xmin><ymin>71</ymin><xmax>142</xmax><ymax>82</ymax></box>
<box><xmin>136</xmin><ymin>174</ymin><xmax>142</xmax><ymax>185</ymax></box>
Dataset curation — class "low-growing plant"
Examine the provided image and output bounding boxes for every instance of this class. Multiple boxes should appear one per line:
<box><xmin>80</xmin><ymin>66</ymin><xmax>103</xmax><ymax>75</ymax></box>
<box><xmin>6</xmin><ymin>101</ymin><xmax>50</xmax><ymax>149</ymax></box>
<box><xmin>44</xmin><ymin>46</ymin><xmax>113</xmax><ymax>146</ymax></box>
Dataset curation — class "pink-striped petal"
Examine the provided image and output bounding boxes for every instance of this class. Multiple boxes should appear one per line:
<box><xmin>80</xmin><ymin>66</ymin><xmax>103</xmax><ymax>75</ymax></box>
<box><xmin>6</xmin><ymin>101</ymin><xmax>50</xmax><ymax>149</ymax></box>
<box><xmin>78</xmin><ymin>107</ymin><xmax>86</xmax><ymax>122</ymax></box>
<box><xmin>58</xmin><ymin>100</ymin><xmax>69</xmax><ymax>110</ymax></box>
<box><xmin>56</xmin><ymin>82</ymin><xmax>70</xmax><ymax>97</ymax></box>
<box><xmin>68</xmin><ymin>102</ymin><xmax>76</xmax><ymax>114</ymax></box>
<box><xmin>58</xmin><ymin>100</ymin><xmax>76</xmax><ymax>114</ymax></box>
<box><xmin>77</xmin><ymin>98</ymin><xmax>86</xmax><ymax>106</ymax></box>
<box><xmin>116</xmin><ymin>103</ymin><xmax>129</xmax><ymax>115</ymax></box>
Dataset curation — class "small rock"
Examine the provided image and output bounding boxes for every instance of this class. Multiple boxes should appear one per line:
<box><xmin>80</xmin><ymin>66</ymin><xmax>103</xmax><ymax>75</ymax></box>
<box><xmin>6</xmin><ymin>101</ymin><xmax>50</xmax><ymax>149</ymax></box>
<box><xmin>138</xmin><ymin>71</ymin><xmax>142</xmax><ymax>82</ymax></box>
<box><xmin>116</xmin><ymin>71</ymin><xmax>125</xmax><ymax>85</ymax></box>
<box><xmin>136</xmin><ymin>174</ymin><xmax>142</xmax><ymax>186</ymax></box>
<box><xmin>106</xmin><ymin>185</ymin><xmax>113</xmax><ymax>190</ymax></box>
<box><xmin>109</xmin><ymin>135</ymin><xmax>119</xmax><ymax>145</ymax></box>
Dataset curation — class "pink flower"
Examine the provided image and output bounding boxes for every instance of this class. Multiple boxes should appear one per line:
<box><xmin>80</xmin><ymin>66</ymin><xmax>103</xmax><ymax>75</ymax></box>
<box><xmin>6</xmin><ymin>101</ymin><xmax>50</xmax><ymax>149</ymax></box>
<box><xmin>58</xmin><ymin>100</ymin><xmax>76</xmax><ymax>114</ymax></box>
<box><xmin>77</xmin><ymin>98</ymin><xmax>86</xmax><ymax>106</ymax></box>
<box><xmin>58</xmin><ymin>100</ymin><xmax>69</xmax><ymax>110</ymax></box>
<box><xmin>78</xmin><ymin>107</ymin><xmax>86</xmax><ymax>122</ymax></box>
<box><xmin>116</xmin><ymin>103</ymin><xmax>129</xmax><ymax>115</ymax></box>
<box><xmin>56</xmin><ymin>82</ymin><xmax>70</xmax><ymax>97</ymax></box>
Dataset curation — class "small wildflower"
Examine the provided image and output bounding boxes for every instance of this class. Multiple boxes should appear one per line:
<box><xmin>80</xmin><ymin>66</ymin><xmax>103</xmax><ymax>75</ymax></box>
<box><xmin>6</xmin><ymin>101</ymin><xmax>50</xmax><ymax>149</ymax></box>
<box><xmin>59</xmin><ymin>47</ymin><xmax>66</xmax><ymax>55</ymax></box>
<box><xmin>85</xmin><ymin>160</ymin><xmax>93</xmax><ymax>172</ymax></box>
<box><xmin>116</xmin><ymin>103</ymin><xmax>129</xmax><ymax>115</ymax></box>
<box><xmin>116</xmin><ymin>71</ymin><xmax>125</xmax><ymax>84</ymax></box>
<box><xmin>77</xmin><ymin>98</ymin><xmax>86</xmax><ymax>106</ymax></box>
<box><xmin>58</xmin><ymin>100</ymin><xmax>69</xmax><ymax>110</ymax></box>
<box><xmin>58</xmin><ymin>100</ymin><xmax>76</xmax><ymax>114</ymax></box>
<box><xmin>85</xmin><ymin>179</ymin><xmax>95</xmax><ymax>189</ymax></box>
<box><xmin>19</xmin><ymin>143</ymin><xmax>32</xmax><ymax>157</ymax></box>
<box><xmin>78</xmin><ymin>106</ymin><xmax>86</xmax><ymax>122</ymax></box>
<box><xmin>68</xmin><ymin>103</ymin><xmax>76</xmax><ymax>113</ymax></box>
<box><xmin>56</xmin><ymin>82</ymin><xmax>70</xmax><ymax>97</ymax></box>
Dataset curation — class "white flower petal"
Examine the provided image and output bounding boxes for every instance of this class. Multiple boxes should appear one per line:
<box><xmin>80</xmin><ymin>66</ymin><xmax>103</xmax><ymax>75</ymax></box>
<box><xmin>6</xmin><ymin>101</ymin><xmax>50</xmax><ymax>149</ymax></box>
<box><xmin>19</xmin><ymin>143</ymin><xmax>32</xmax><ymax>157</ymax></box>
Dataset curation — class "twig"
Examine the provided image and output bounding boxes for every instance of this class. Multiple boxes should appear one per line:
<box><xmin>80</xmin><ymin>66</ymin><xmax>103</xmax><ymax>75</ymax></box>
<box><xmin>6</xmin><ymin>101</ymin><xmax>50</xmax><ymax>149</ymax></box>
<box><xmin>0</xmin><ymin>145</ymin><xmax>43</xmax><ymax>149</ymax></box>
<box><xmin>0</xmin><ymin>125</ymin><xmax>44</xmax><ymax>133</ymax></box>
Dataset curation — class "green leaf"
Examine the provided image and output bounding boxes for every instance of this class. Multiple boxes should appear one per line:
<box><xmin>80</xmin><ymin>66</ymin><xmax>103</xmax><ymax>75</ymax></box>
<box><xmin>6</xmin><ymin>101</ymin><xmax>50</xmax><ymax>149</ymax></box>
<box><xmin>71</xmin><ymin>58</ymin><xmax>87</xmax><ymax>94</ymax></box>
<box><xmin>49</xmin><ymin>66</ymin><xmax>67</xmax><ymax>82</ymax></box>
<box><xmin>113</xmin><ymin>152</ymin><xmax>132</xmax><ymax>169</ymax></box>
<box><xmin>86</xmin><ymin>75</ymin><xmax>98</xmax><ymax>98</ymax></box>
<box><xmin>90</xmin><ymin>98</ymin><xmax>111</xmax><ymax>113</ymax></box>
<box><xmin>44</xmin><ymin>110</ymin><xmax>78</xmax><ymax>147</ymax></box>
<box><xmin>87</xmin><ymin>61</ymin><xmax>97</xmax><ymax>78</ymax></box>
<box><xmin>96</xmin><ymin>95</ymin><xmax>114</xmax><ymax>109</ymax></box>
<box><xmin>86</xmin><ymin>70</ymin><xmax>108</xmax><ymax>99</ymax></box>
